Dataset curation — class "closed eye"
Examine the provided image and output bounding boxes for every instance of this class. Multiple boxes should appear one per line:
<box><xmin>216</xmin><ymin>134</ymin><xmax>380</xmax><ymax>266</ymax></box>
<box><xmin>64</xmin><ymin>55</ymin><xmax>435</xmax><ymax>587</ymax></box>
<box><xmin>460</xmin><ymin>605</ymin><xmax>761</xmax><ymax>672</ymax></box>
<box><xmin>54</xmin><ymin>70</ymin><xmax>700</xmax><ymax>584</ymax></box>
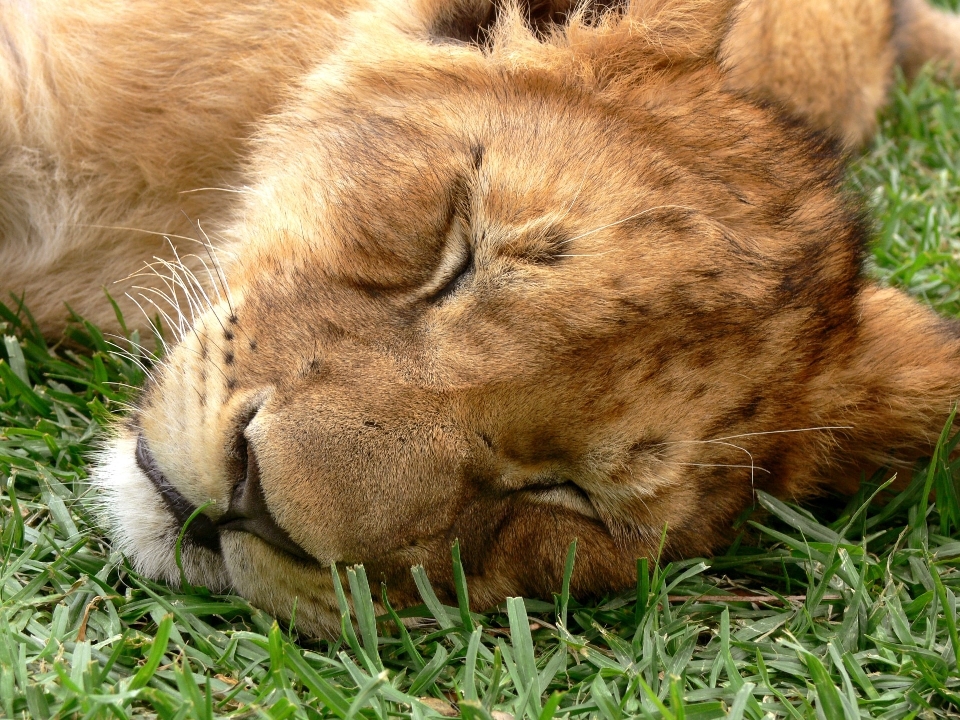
<box><xmin>424</xmin><ymin>218</ymin><xmax>474</xmax><ymax>303</ymax></box>
<box><xmin>524</xmin><ymin>481</ymin><xmax>599</xmax><ymax>519</ymax></box>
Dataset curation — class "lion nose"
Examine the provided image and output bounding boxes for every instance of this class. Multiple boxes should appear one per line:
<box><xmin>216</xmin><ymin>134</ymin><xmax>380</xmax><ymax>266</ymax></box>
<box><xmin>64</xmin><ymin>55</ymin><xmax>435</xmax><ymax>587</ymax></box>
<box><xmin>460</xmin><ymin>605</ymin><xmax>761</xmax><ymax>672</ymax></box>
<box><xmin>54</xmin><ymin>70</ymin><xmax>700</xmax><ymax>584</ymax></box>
<box><xmin>217</xmin><ymin>439</ymin><xmax>314</xmax><ymax>561</ymax></box>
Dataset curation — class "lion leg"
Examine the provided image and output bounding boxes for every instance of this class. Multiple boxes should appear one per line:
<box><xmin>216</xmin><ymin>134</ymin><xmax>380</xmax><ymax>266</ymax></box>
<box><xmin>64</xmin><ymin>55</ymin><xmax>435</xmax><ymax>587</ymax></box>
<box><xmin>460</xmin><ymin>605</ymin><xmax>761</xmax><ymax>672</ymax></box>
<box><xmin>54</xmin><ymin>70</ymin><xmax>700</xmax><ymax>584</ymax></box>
<box><xmin>721</xmin><ymin>0</ymin><xmax>896</xmax><ymax>149</ymax></box>
<box><xmin>894</xmin><ymin>0</ymin><xmax>960</xmax><ymax>80</ymax></box>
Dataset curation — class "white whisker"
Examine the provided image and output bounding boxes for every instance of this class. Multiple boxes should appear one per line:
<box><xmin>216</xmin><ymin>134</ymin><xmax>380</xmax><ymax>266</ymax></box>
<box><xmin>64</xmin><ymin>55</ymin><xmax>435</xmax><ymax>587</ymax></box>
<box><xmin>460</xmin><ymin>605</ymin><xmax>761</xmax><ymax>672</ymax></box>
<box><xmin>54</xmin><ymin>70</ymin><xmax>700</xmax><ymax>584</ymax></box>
<box><xmin>133</xmin><ymin>283</ymin><xmax>188</xmax><ymax>334</ymax></box>
<box><xmin>104</xmin><ymin>340</ymin><xmax>156</xmax><ymax>382</ymax></box>
<box><xmin>125</xmin><ymin>293</ymin><xmax>171</xmax><ymax>351</ymax></box>
<box><xmin>81</xmin><ymin>224</ymin><xmax>204</xmax><ymax>247</ymax></box>
<box><xmin>710</xmin><ymin>426</ymin><xmax>852</xmax><ymax>442</ymax></box>
<box><xmin>177</xmin><ymin>186</ymin><xmax>248</xmax><ymax>195</ymax></box>
<box><xmin>163</xmin><ymin>249</ymin><xmax>225</xmax><ymax>335</ymax></box>
<box><xmin>555</xmin><ymin>251</ymin><xmax>614</xmax><ymax>257</ymax></box>
<box><xmin>558</xmin><ymin>204</ymin><xmax>701</xmax><ymax>247</ymax></box>
<box><xmin>134</xmin><ymin>290</ymin><xmax>186</xmax><ymax>342</ymax></box>
<box><xmin>194</xmin><ymin>219</ymin><xmax>237</xmax><ymax>320</ymax></box>
<box><xmin>663</xmin><ymin>461</ymin><xmax>771</xmax><ymax>474</ymax></box>
<box><xmin>162</xmin><ymin>239</ymin><xmax>206</xmax><ymax>321</ymax></box>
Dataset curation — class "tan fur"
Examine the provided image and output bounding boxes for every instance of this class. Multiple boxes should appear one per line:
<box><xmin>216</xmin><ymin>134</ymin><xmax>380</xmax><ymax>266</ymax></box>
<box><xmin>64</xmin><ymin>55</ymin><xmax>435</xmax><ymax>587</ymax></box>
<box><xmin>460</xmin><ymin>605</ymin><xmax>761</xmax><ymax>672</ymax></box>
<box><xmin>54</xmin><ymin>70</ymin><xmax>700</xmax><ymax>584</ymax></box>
<box><xmin>3</xmin><ymin>0</ymin><xmax>960</xmax><ymax>635</ymax></box>
<box><xmin>722</xmin><ymin>0</ymin><xmax>896</xmax><ymax>147</ymax></box>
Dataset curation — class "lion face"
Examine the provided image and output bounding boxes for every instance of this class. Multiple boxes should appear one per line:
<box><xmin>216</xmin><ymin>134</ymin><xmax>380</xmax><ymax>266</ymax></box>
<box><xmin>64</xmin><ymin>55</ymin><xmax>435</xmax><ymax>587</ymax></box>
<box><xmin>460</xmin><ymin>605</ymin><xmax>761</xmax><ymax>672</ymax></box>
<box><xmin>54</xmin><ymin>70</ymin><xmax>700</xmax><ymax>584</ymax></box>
<box><xmin>93</xmin><ymin>0</ymin><xmax>960</xmax><ymax>635</ymax></box>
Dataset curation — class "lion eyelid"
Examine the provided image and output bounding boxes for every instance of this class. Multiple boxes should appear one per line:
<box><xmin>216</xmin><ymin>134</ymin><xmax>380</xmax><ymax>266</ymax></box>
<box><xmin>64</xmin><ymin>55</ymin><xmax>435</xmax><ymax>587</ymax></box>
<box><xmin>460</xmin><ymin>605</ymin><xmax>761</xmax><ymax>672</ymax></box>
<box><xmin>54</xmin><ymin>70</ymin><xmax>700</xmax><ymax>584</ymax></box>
<box><xmin>425</xmin><ymin>243</ymin><xmax>474</xmax><ymax>303</ymax></box>
<box><xmin>423</xmin><ymin>217</ymin><xmax>475</xmax><ymax>303</ymax></box>
<box><xmin>524</xmin><ymin>482</ymin><xmax>599</xmax><ymax>520</ymax></box>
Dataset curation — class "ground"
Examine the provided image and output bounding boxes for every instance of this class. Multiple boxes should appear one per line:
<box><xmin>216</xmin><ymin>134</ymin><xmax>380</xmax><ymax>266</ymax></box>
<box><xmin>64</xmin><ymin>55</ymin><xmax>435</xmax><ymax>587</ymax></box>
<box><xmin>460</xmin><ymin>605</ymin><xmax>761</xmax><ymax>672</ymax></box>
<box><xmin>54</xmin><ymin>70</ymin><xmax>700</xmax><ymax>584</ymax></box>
<box><xmin>2</xmin><ymin>47</ymin><xmax>960</xmax><ymax>720</ymax></box>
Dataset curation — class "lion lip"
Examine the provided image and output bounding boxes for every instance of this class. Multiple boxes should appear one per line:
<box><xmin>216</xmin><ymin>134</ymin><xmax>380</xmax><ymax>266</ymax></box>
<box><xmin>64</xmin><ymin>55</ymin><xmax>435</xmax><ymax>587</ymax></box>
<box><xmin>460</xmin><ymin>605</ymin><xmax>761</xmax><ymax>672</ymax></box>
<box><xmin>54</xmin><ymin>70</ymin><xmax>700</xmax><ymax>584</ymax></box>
<box><xmin>135</xmin><ymin>434</ymin><xmax>222</xmax><ymax>553</ymax></box>
<box><xmin>135</xmin><ymin>433</ymin><xmax>316</xmax><ymax>564</ymax></box>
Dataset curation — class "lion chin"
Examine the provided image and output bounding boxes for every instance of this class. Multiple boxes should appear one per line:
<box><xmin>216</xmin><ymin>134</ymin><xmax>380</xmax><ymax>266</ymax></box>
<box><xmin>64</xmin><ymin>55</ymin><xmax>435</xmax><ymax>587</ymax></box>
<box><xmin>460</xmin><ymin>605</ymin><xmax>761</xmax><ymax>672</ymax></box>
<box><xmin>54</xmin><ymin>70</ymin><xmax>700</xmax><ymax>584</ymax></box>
<box><xmin>3</xmin><ymin>0</ymin><xmax>960</xmax><ymax>636</ymax></box>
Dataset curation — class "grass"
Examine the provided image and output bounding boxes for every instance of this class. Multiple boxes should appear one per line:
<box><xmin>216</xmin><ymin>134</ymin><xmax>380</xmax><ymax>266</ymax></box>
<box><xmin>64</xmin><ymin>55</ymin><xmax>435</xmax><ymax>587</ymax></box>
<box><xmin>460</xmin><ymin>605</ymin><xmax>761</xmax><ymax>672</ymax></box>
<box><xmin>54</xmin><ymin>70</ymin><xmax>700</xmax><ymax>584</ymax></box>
<box><xmin>4</xmin><ymin>62</ymin><xmax>960</xmax><ymax>720</ymax></box>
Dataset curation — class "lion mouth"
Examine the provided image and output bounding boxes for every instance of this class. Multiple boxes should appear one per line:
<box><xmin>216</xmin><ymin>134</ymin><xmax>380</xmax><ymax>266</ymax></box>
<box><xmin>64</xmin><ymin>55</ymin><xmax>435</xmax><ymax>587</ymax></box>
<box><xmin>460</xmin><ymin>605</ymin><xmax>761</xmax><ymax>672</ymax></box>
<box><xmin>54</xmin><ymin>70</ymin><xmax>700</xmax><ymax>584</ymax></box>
<box><xmin>135</xmin><ymin>434</ymin><xmax>314</xmax><ymax>562</ymax></box>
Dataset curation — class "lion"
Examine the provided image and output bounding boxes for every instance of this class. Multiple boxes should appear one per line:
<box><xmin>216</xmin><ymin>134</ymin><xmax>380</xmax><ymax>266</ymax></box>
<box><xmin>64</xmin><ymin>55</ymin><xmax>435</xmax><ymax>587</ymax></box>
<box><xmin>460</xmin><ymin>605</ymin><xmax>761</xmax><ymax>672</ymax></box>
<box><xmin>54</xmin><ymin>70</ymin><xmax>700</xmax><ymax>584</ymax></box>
<box><xmin>3</xmin><ymin>0</ymin><xmax>960</xmax><ymax>635</ymax></box>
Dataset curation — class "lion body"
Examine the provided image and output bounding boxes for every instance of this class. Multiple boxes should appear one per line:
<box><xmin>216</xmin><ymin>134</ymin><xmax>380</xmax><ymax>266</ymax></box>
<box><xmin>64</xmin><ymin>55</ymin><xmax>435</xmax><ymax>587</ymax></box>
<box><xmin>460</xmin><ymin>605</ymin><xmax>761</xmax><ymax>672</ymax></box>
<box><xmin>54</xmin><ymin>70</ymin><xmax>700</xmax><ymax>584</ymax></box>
<box><xmin>3</xmin><ymin>0</ymin><xmax>960</xmax><ymax>634</ymax></box>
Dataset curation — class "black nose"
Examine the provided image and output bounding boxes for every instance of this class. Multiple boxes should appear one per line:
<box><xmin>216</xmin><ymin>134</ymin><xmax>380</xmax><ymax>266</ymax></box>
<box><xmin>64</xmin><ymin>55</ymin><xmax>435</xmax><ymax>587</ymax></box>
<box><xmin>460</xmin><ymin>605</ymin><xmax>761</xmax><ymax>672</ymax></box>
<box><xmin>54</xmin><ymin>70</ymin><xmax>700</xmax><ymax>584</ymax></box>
<box><xmin>217</xmin><ymin>436</ymin><xmax>314</xmax><ymax>562</ymax></box>
<box><xmin>135</xmin><ymin>434</ymin><xmax>221</xmax><ymax>553</ymax></box>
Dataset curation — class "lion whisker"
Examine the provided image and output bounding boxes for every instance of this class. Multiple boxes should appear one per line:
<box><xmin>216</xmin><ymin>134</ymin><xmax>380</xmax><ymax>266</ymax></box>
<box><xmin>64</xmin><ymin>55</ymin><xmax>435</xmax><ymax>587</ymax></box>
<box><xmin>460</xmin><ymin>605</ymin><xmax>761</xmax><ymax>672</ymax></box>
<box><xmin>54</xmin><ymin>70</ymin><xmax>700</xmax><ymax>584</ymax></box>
<box><xmin>709</xmin><ymin>426</ymin><xmax>853</xmax><ymax>442</ymax></box>
<box><xmin>165</xmin><ymin>245</ymin><xmax>216</xmax><ymax>317</ymax></box>
<box><xmin>555</xmin><ymin>251</ymin><xmax>614</xmax><ymax>257</ymax></box>
<box><xmin>132</xmin><ymin>289</ymin><xmax>187</xmax><ymax>343</ymax></box>
<box><xmin>177</xmin><ymin>186</ymin><xmax>249</xmax><ymax>195</ymax></box>
<box><xmin>654</xmin><ymin>439</ymin><xmax>760</xmax><ymax>490</ymax></box>
<box><xmin>178</xmin><ymin>252</ymin><xmax>225</xmax><ymax>309</ymax></box>
<box><xmin>557</xmin><ymin>204</ymin><xmax>702</xmax><ymax>247</ymax></box>
<box><xmin>661</xmin><ymin>461</ymin><xmax>771</xmax><ymax>474</ymax></box>
<box><xmin>171</xmin><ymin>211</ymin><xmax>233</xmax><ymax>316</ymax></box>
<box><xmin>655</xmin><ymin>426</ymin><xmax>855</xmax><ymax>491</ymax></box>
<box><xmin>165</xmin><ymin>249</ymin><xmax>230</xmax><ymax>340</ymax></box>
<box><xmin>133</xmin><ymin>282</ymin><xmax>190</xmax><ymax>334</ymax></box>
<box><xmin>195</xmin><ymin>220</ymin><xmax>240</xmax><ymax>330</ymax></box>
<box><xmin>160</xmin><ymin>240</ymin><xmax>207</xmax><ymax>321</ymax></box>
<box><xmin>95</xmin><ymin>392</ymin><xmax>141</xmax><ymax>413</ymax></box>
<box><xmin>124</xmin><ymin>293</ymin><xmax>172</xmax><ymax>353</ymax></box>
<box><xmin>103</xmin><ymin>330</ymin><xmax>159</xmax><ymax>361</ymax></box>
<box><xmin>80</xmin><ymin>224</ymin><xmax>205</xmax><ymax>248</ymax></box>
<box><xmin>140</xmin><ymin>258</ymin><xmax>197</xmax><ymax>326</ymax></box>
<box><xmin>104</xmin><ymin>339</ymin><xmax>157</xmax><ymax>382</ymax></box>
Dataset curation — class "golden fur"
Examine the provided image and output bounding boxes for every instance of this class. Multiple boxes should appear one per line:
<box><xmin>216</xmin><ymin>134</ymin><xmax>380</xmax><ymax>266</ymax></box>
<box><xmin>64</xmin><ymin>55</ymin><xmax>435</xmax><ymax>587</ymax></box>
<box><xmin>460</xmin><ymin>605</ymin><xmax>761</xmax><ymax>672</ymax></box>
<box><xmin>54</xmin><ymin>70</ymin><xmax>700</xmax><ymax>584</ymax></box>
<box><xmin>4</xmin><ymin>0</ymin><xmax>960</xmax><ymax>635</ymax></box>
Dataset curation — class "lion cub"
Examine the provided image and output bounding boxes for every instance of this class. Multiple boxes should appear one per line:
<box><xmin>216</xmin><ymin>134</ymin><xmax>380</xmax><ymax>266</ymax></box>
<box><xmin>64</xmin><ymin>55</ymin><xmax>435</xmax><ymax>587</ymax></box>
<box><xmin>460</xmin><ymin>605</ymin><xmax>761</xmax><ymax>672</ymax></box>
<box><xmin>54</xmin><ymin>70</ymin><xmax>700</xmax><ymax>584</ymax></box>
<box><xmin>3</xmin><ymin>0</ymin><xmax>960</xmax><ymax>633</ymax></box>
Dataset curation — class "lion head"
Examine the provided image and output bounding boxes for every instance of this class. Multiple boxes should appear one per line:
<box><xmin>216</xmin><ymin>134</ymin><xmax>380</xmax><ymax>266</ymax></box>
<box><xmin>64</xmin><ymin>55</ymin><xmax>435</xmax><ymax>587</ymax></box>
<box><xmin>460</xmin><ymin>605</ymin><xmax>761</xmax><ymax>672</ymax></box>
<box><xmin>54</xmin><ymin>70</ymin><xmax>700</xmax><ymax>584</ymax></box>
<box><xmin>92</xmin><ymin>0</ymin><xmax>960</xmax><ymax>635</ymax></box>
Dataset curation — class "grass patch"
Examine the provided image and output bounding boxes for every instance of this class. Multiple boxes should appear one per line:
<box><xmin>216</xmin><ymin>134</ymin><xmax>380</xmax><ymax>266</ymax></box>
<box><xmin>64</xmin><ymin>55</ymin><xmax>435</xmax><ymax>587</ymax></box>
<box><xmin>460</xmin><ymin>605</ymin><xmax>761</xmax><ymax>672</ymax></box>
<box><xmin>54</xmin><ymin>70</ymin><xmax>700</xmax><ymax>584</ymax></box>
<box><xmin>3</xmin><ymin>66</ymin><xmax>960</xmax><ymax>720</ymax></box>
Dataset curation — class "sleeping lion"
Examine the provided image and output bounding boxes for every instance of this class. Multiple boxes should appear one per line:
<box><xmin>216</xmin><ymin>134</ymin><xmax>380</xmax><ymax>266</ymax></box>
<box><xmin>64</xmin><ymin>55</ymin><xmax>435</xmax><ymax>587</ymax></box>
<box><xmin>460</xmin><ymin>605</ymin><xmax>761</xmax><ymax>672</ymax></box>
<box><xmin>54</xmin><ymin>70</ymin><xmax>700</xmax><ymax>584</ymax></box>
<box><xmin>3</xmin><ymin>0</ymin><xmax>960</xmax><ymax>635</ymax></box>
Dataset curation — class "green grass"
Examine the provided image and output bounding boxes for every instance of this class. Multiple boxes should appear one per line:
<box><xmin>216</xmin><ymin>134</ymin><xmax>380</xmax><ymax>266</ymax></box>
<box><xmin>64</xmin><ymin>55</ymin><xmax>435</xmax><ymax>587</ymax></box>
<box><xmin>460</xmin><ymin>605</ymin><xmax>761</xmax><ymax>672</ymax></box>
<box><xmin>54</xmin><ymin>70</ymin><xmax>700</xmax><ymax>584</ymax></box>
<box><xmin>4</xmin><ymin>71</ymin><xmax>960</xmax><ymax>720</ymax></box>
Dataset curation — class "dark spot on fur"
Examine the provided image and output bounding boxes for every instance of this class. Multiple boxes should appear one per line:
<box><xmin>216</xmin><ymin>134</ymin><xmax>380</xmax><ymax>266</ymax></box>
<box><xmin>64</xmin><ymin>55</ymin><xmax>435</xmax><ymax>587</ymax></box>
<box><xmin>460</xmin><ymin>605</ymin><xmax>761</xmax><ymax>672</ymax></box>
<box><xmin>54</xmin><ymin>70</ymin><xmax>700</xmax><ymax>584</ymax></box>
<box><xmin>529</xmin><ymin>226</ymin><xmax>569</xmax><ymax>265</ymax></box>
<box><xmin>224</xmin><ymin>330</ymin><xmax>234</xmax><ymax>341</ymax></box>
<box><xmin>616</xmin><ymin>298</ymin><xmax>652</xmax><ymax>319</ymax></box>
<box><xmin>695</xmin><ymin>267</ymin><xmax>723</xmax><ymax>281</ymax></box>
<box><xmin>249</xmin><ymin>339</ymin><xmax>258</xmax><ymax>351</ymax></box>
<box><xmin>227</xmin><ymin>378</ymin><xmax>237</xmax><ymax>391</ymax></box>
<box><xmin>224</xmin><ymin>352</ymin><xmax>234</xmax><ymax>365</ymax></box>
<box><xmin>228</xmin><ymin>314</ymin><xmax>239</xmax><ymax>325</ymax></box>
<box><xmin>736</xmin><ymin>393</ymin><xmax>764</xmax><ymax>421</ymax></box>
<box><xmin>364</xmin><ymin>419</ymin><xmax>381</xmax><ymax>429</ymax></box>
<box><xmin>472</xmin><ymin>144</ymin><xmax>485</xmax><ymax>170</ymax></box>
<box><xmin>693</xmin><ymin>347</ymin><xmax>717</xmax><ymax>368</ymax></box>
<box><xmin>628</xmin><ymin>436</ymin><xmax>666</xmax><ymax>457</ymax></box>
<box><xmin>479</xmin><ymin>432</ymin><xmax>494</xmax><ymax>450</ymax></box>
<box><xmin>938</xmin><ymin>316</ymin><xmax>960</xmax><ymax>340</ymax></box>
<box><xmin>705</xmin><ymin>392</ymin><xmax>766</xmax><ymax>436</ymax></box>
